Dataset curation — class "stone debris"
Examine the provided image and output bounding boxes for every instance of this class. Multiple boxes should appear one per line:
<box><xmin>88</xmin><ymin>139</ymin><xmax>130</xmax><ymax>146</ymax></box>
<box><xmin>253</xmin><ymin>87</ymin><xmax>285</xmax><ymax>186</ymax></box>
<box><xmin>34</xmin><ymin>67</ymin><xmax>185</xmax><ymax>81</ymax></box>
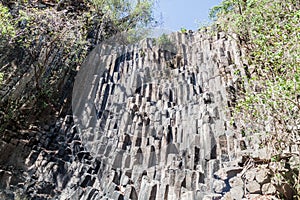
<box><xmin>246</xmin><ymin>181</ymin><xmax>261</xmax><ymax>194</ymax></box>
<box><xmin>261</xmin><ymin>183</ymin><xmax>276</xmax><ymax>195</ymax></box>
<box><xmin>229</xmin><ymin>176</ymin><xmax>243</xmax><ymax>188</ymax></box>
<box><xmin>229</xmin><ymin>186</ymin><xmax>244</xmax><ymax>200</ymax></box>
<box><xmin>213</xmin><ymin>180</ymin><xmax>226</xmax><ymax>194</ymax></box>
<box><xmin>255</xmin><ymin>167</ymin><xmax>270</xmax><ymax>184</ymax></box>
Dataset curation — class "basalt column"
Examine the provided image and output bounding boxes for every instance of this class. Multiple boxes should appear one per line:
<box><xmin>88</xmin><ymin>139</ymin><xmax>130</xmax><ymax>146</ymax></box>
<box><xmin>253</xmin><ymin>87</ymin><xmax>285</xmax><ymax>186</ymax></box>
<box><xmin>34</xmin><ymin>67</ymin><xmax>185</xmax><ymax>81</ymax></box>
<box><xmin>72</xmin><ymin>31</ymin><xmax>241</xmax><ymax>199</ymax></box>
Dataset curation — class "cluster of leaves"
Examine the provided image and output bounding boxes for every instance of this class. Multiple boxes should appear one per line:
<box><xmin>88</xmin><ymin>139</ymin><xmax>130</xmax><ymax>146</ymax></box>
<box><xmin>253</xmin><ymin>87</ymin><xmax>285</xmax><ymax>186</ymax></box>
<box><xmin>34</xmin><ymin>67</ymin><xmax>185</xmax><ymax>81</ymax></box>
<box><xmin>90</xmin><ymin>0</ymin><xmax>155</xmax><ymax>31</ymax></box>
<box><xmin>210</xmin><ymin>0</ymin><xmax>300</xmax><ymax>198</ymax></box>
<box><xmin>0</xmin><ymin>3</ymin><xmax>15</xmax><ymax>39</ymax></box>
<box><xmin>180</xmin><ymin>28</ymin><xmax>187</xmax><ymax>34</ymax></box>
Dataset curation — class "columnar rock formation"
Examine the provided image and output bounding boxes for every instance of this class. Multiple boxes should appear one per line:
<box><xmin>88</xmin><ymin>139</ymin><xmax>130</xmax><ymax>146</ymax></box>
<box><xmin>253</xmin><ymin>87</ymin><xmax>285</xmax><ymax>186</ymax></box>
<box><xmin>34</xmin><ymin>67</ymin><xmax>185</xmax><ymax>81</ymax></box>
<box><xmin>71</xmin><ymin>31</ymin><xmax>242</xmax><ymax>199</ymax></box>
<box><xmin>0</xmin><ymin>31</ymin><xmax>287</xmax><ymax>200</ymax></box>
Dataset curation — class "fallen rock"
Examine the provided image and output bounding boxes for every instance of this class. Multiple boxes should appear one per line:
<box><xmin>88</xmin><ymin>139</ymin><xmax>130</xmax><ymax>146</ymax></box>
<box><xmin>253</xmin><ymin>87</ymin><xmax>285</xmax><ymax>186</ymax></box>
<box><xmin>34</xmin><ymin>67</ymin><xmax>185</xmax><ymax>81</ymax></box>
<box><xmin>221</xmin><ymin>192</ymin><xmax>232</xmax><ymax>200</ymax></box>
<box><xmin>214</xmin><ymin>167</ymin><xmax>243</xmax><ymax>180</ymax></box>
<box><xmin>229</xmin><ymin>176</ymin><xmax>243</xmax><ymax>188</ymax></box>
<box><xmin>261</xmin><ymin>183</ymin><xmax>276</xmax><ymax>195</ymax></box>
<box><xmin>246</xmin><ymin>181</ymin><xmax>261</xmax><ymax>194</ymax></box>
<box><xmin>230</xmin><ymin>186</ymin><xmax>244</xmax><ymax>200</ymax></box>
<box><xmin>244</xmin><ymin>168</ymin><xmax>256</xmax><ymax>182</ymax></box>
<box><xmin>246</xmin><ymin>194</ymin><xmax>260</xmax><ymax>199</ymax></box>
<box><xmin>255</xmin><ymin>168</ymin><xmax>269</xmax><ymax>184</ymax></box>
<box><xmin>203</xmin><ymin>194</ymin><xmax>222</xmax><ymax>200</ymax></box>
<box><xmin>213</xmin><ymin>180</ymin><xmax>226</xmax><ymax>194</ymax></box>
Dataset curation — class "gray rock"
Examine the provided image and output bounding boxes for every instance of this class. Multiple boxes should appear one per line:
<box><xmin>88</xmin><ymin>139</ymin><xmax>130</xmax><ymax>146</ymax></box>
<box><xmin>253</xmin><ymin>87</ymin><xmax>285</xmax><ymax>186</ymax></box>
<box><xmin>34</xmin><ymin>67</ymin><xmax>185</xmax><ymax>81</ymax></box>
<box><xmin>247</xmin><ymin>194</ymin><xmax>261</xmax><ymax>199</ymax></box>
<box><xmin>213</xmin><ymin>180</ymin><xmax>226</xmax><ymax>193</ymax></box>
<box><xmin>246</xmin><ymin>181</ymin><xmax>261</xmax><ymax>194</ymax></box>
<box><xmin>0</xmin><ymin>170</ymin><xmax>12</xmax><ymax>189</ymax></box>
<box><xmin>244</xmin><ymin>169</ymin><xmax>256</xmax><ymax>182</ymax></box>
<box><xmin>203</xmin><ymin>194</ymin><xmax>222</xmax><ymax>200</ymax></box>
<box><xmin>221</xmin><ymin>192</ymin><xmax>232</xmax><ymax>200</ymax></box>
<box><xmin>214</xmin><ymin>167</ymin><xmax>243</xmax><ymax>180</ymax></box>
<box><xmin>111</xmin><ymin>191</ymin><xmax>124</xmax><ymax>200</ymax></box>
<box><xmin>289</xmin><ymin>155</ymin><xmax>300</xmax><ymax>169</ymax></box>
<box><xmin>229</xmin><ymin>176</ymin><xmax>243</xmax><ymax>188</ymax></box>
<box><xmin>261</xmin><ymin>183</ymin><xmax>276</xmax><ymax>195</ymax></box>
<box><xmin>230</xmin><ymin>186</ymin><xmax>244</xmax><ymax>200</ymax></box>
<box><xmin>120</xmin><ymin>175</ymin><xmax>129</xmax><ymax>186</ymax></box>
<box><xmin>181</xmin><ymin>188</ymin><xmax>194</xmax><ymax>200</ymax></box>
<box><xmin>255</xmin><ymin>168</ymin><xmax>269</xmax><ymax>184</ymax></box>
<box><xmin>43</xmin><ymin>125</ymin><xmax>50</xmax><ymax>131</ymax></box>
<box><xmin>0</xmin><ymin>30</ymin><xmax>259</xmax><ymax>200</ymax></box>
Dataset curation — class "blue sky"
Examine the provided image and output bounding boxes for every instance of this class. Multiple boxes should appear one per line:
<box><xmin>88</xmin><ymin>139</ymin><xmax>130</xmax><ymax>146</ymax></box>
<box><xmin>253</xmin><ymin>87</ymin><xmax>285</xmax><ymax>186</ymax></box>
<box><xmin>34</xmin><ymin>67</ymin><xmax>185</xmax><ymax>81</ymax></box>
<box><xmin>154</xmin><ymin>0</ymin><xmax>222</xmax><ymax>31</ymax></box>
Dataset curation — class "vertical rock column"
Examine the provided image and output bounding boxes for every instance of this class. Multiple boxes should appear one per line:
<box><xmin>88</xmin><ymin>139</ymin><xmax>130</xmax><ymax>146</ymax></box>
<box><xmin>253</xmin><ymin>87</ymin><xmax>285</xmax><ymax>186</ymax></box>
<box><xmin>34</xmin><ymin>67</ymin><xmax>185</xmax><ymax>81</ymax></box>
<box><xmin>72</xmin><ymin>31</ymin><xmax>242</xmax><ymax>199</ymax></box>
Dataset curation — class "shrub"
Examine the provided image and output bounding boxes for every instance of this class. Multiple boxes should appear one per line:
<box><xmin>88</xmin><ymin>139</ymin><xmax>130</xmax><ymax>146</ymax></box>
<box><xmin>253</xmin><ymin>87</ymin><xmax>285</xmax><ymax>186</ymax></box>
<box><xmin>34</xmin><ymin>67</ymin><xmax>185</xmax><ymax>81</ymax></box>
<box><xmin>0</xmin><ymin>0</ymin><xmax>156</xmax><ymax>132</ymax></box>
<box><xmin>0</xmin><ymin>3</ymin><xmax>15</xmax><ymax>42</ymax></box>
<box><xmin>211</xmin><ymin>0</ymin><xmax>300</xmax><ymax>198</ymax></box>
<box><xmin>90</xmin><ymin>0</ymin><xmax>154</xmax><ymax>30</ymax></box>
<box><xmin>180</xmin><ymin>28</ymin><xmax>187</xmax><ymax>34</ymax></box>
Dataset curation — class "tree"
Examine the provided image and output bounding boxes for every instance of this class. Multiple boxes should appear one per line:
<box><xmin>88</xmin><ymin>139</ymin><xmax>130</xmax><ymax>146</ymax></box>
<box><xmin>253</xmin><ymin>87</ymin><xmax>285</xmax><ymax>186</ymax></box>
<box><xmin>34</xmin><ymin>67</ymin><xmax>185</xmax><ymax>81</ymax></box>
<box><xmin>0</xmin><ymin>0</ymin><xmax>156</xmax><ymax>132</ymax></box>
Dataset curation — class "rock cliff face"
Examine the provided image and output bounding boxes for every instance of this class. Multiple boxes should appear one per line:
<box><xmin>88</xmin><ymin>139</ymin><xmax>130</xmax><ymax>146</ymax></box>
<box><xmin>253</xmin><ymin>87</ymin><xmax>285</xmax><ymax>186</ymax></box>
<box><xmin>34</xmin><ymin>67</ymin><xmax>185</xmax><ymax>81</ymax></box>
<box><xmin>0</xmin><ymin>31</ymin><xmax>283</xmax><ymax>200</ymax></box>
<box><xmin>71</xmin><ymin>30</ymin><xmax>239</xmax><ymax>200</ymax></box>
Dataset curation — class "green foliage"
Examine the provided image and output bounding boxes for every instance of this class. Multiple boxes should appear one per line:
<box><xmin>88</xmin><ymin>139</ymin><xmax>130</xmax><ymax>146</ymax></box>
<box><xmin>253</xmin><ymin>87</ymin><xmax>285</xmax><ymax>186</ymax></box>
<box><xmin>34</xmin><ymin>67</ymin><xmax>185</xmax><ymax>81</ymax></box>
<box><xmin>212</xmin><ymin>0</ymin><xmax>300</xmax><ymax>197</ymax></box>
<box><xmin>0</xmin><ymin>72</ymin><xmax>3</xmax><ymax>85</ymax></box>
<box><xmin>157</xmin><ymin>34</ymin><xmax>169</xmax><ymax>45</ymax></box>
<box><xmin>123</xmin><ymin>28</ymin><xmax>151</xmax><ymax>44</ymax></box>
<box><xmin>0</xmin><ymin>3</ymin><xmax>15</xmax><ymax>39</ymax></box>
<box><xmin>180</xmin><ymin>27</ymin><xmax>187</xmax><ymax>34</ymax></box>
<box><xmin>209</xmin><ymin>0</ymin><xmax>234</xmax><ymax>21</ymax></box>
<box><xmin>213</xmin><ymin>0</ymin><xmax>300</xmax><ymax>146</ymax></box>
<box><xmin>156</xmin><ymin>33</ymin><xmax>171</xmax><ymax>47</ymax></box>
<box><xmin>90</xmin><ymin>0</ymin><xmax>154</xmax><ymax>30</ymax></box>
<box><xmin>0</xmin><ymin>0</ymin><xmax>157</xmax><ymax>133</ymax></box>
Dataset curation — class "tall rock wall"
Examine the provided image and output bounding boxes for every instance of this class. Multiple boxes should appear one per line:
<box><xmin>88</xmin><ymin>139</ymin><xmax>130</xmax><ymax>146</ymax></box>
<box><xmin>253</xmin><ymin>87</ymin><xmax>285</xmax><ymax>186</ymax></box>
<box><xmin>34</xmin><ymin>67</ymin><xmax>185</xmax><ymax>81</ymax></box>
<box><xmin>0</xmin><ymin>31</ymin><xmax>285</xmax><ymax>200</ymax></box>
<box><xmin>70</xmin><ymin>31</ymin><xmax>243</xmax><ymax>199</ymax></box>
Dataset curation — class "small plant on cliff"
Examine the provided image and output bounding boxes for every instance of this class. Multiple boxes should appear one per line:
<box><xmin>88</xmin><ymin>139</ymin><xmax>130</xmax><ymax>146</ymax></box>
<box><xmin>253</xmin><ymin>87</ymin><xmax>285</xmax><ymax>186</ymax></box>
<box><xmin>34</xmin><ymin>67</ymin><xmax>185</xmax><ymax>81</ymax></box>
<box><xmin>0</xmin><ymin>72</ymin><xmax>3</xmax><ymax>85</ymax></box>
<box><xmin>0</xmin><ymin>3</ymin><xmax>15</xmax><ymax>43</ymax></box>
<box><xmin>180</xmin><ymin>27</ymin><xmax>187</xmax><ymax>34</ymax></box>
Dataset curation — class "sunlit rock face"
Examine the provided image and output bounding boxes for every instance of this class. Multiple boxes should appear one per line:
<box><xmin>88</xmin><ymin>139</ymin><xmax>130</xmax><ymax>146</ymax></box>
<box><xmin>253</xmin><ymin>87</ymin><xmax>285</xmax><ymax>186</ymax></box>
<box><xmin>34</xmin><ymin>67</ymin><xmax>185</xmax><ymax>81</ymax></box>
<box><xmin>71</xmin><ymin>30</ymin><xmax>241</xmax><ymax>199</ymax></box>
